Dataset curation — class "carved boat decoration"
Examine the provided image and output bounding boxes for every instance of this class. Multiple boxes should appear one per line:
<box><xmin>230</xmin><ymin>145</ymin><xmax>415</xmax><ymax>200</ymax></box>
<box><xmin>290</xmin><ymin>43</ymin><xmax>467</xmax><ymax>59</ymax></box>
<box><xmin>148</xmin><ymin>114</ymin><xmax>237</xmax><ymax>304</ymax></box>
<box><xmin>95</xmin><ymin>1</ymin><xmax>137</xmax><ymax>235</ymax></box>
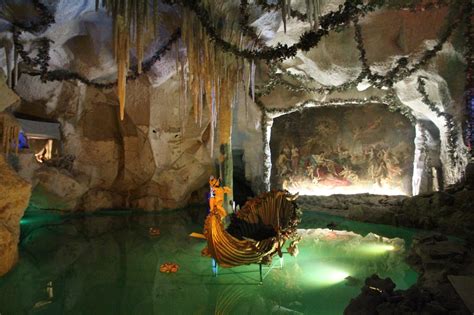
<box><xmin>202</xmin><ymin>190</ymin><xmax>301</xmax><ymax>267</ymax></box>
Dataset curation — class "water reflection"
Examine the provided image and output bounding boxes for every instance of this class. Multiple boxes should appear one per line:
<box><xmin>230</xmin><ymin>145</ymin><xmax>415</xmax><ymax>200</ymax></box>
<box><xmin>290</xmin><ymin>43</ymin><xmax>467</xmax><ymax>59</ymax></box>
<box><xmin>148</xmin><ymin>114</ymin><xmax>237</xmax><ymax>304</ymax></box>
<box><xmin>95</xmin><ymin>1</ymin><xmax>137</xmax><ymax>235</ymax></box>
<box><xmin>0</xmin><ymin>211</ymin><xmax>418</xmax><ymax>315</ymax></box>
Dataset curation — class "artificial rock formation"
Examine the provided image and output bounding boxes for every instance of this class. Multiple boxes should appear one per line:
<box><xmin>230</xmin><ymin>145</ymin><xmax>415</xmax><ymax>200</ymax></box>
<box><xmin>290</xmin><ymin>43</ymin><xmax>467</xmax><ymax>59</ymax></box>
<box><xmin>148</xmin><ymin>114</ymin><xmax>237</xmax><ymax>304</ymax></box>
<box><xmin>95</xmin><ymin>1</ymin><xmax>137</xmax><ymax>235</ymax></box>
<box><xmin>0</xmin><ymin>0</ymin><xmax>471</xmax><ymax>213</ymax></box>
<box><xmin>345</xmin><ymin>234</ymin><xmax>472</xmax><ymax>315</ymax></box>
<box><xmin>298</xmin><ymin>185</ymin><xmax>474</xmax><ymax>240</ymax></box>
<box><xmin>0</xmin><ymin>154</ymin><xmax>31</xmax><ymax>276</ymax></box>
<box><xmin>0</xmin><ymin>71</ymin><xmax>19</xmax><ymax>112</ymax></box>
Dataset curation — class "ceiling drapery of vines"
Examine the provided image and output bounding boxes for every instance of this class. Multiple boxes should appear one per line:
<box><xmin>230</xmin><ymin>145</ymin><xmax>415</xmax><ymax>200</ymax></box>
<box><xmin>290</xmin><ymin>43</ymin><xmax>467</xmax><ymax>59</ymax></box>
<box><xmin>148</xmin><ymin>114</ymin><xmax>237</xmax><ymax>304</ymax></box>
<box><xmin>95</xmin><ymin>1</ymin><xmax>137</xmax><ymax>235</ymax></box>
<box><xmin>3</xmin><ymin>0</ymin><xmax>472</xmax><ymax>153</ymax></box>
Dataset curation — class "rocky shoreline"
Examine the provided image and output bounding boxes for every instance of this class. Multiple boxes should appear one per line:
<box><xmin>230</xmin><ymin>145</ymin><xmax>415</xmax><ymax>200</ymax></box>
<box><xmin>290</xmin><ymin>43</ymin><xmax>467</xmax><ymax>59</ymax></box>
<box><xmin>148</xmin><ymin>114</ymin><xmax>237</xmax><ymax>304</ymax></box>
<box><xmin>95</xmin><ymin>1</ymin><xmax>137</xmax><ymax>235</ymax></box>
<box><xmin>298</xmin><ymin>183</ymin><xmax>474</xmax><ymax>241</ymax></box>
<box><xmin>344</xmin><ymin>233</ymin><xmax>472</xmax><ymax>314</ymax></box>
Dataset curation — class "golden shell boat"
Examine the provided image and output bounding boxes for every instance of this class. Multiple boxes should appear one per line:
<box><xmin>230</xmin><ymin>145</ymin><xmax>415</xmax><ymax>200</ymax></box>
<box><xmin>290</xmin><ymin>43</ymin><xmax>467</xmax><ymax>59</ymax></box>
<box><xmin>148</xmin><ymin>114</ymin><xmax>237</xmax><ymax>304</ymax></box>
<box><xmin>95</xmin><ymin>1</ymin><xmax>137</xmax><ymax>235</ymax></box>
<box><xmin>203</xmin><ymin>190</ymin><xmax>301</xmax><ymax>268</ymax></box>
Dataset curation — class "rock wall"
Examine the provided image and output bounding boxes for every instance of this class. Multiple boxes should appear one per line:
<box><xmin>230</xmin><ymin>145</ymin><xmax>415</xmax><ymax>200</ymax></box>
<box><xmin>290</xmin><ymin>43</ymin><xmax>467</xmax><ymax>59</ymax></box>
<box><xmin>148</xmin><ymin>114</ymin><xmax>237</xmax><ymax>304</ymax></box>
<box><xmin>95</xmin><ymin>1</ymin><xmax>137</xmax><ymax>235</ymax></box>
<box><xmin>0</xmin><ymin>155</ymin><xmax>31</xmax><ymax>276</ymax></box>
<box><xmin>13</xmin><ymin>73</ymin><xmax>214</xmax><ymax>211</ymax></box>
<box><xmin>0</xmin><ymin>71</ymin><xmax>19</xmax><ymax>111</ymax></box>
<box><xmin>235</xmin><ymin>2</ymin><xmax>470</xmax><ymax>192</ymax></box>
<box><xmin>298</xmin><ymin>181</ymin><xmax>474</xmax><ymax>239</ymax></box>
<box><xmin>2</xmin><ymin>3</ymin><xmax>213</xmax><ymax>211</ymax></box>
<box><xmin>0</xmin><ymin>0</ymin><xmax>471</xmax><ymax>212</ymax></box>
<box><xmin>345</xmin><ymin>234</ymin><xmax>471</xmax><ymax>314</ymax></box>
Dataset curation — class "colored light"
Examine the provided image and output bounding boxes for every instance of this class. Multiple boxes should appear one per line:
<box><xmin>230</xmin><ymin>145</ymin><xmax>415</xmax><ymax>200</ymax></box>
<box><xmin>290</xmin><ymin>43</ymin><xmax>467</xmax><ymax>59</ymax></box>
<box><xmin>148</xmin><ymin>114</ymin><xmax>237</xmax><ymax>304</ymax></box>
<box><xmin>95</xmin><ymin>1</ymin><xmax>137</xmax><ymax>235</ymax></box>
<box><xmin>306</xmin><ymin>263</ymin><xmax>350</xmax><ymax>286</ymax></box>
<box><xmin>358</xmin><ymin>243</ymin><xmax>395</xmax><ymax>255</ymax></box>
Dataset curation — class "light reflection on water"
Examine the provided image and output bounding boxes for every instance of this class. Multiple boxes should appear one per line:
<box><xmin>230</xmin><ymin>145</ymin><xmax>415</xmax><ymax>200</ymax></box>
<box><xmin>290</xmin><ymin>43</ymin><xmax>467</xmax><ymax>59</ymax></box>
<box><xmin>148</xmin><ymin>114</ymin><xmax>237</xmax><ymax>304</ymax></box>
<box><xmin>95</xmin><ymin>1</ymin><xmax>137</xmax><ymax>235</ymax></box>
<box><xmin>1</xmin><ymin>210</ymin><xmax>418</xmax><ymax>315</ymax></box>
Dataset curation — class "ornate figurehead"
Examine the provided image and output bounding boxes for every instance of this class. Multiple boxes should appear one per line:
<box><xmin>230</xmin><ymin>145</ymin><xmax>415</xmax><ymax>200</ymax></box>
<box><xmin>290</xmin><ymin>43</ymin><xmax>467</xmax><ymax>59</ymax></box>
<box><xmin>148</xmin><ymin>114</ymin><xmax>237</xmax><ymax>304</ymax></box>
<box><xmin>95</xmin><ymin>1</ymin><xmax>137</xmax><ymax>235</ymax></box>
<box><xmin>208</xmin><ymin>175</ymin><xmax>232</xmax><ymax>218</ymax></box>
<box><xmin>209</xmin><ymin>176</ymin><xmax>220</xmax><ymax>188</ymax></box>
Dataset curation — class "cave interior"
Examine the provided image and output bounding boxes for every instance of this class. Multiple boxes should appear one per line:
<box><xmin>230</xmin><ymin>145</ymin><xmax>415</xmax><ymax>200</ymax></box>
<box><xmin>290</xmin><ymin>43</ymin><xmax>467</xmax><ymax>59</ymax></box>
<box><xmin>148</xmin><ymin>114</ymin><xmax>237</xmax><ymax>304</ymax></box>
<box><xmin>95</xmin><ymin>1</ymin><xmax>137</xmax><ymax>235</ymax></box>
<box><xmin>0</xmin><ymin>0</ymin><xmax>473</xmax><ymax>314</ymax></box>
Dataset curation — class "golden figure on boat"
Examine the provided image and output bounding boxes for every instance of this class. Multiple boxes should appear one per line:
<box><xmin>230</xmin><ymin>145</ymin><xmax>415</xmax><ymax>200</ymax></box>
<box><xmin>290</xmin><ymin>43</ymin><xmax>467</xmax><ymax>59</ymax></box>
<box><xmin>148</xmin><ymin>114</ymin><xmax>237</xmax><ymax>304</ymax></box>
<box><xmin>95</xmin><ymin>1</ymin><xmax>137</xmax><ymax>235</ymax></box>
<box><xmin>209</xmin><ymin>176</ymin><xmax>232</xmax><ymax>219</ymax></box>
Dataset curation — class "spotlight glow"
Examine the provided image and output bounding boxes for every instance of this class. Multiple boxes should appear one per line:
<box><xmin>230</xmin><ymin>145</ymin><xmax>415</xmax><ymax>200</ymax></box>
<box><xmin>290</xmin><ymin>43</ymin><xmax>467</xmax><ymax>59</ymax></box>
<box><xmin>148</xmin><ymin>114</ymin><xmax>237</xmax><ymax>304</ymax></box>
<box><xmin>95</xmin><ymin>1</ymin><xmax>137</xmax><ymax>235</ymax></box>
<box><xmin>358</xmin><ymin>243</ymin><xmax>396</xmax><ymax>255</ymax></box>
<box><xmin>306</xmin><ymin>263</ymin><xmax>350</xmax><ymax>286</ymax></box>
<box><xmin>20</xmin><ymin>219</ymin><xmax>27</xmax><ymax>225</ymax></box>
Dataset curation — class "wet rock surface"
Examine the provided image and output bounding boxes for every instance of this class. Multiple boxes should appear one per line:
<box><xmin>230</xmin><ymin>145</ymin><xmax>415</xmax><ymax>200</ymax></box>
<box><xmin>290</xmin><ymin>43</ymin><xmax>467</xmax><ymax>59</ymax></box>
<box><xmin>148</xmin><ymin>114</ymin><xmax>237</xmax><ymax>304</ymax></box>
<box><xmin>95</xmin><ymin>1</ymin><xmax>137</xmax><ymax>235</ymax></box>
<box><xmin>298</xmin><ymin>194</ymin><xmax>405</xmax><ymax>225</ymax></box>
<box><xmin>299</xmin><ymin>182</ymin><xmax>474</xmax><ymax>239</ymax></box>
<box><xmin>345</xmin><ymin>234</ymin><xmax>472</xmax><ymax>315</ymax></box>
<box><xmin>0</xmin><ymin>155</ymin><xmax>31</xmax><ymax>276</ymax></box>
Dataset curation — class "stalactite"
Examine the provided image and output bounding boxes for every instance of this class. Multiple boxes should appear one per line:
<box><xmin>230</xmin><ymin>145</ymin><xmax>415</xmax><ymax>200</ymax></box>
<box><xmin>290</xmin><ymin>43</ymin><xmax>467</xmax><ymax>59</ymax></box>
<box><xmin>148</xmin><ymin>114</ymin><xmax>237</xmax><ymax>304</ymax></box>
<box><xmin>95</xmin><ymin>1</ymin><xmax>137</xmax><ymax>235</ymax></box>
<box><xmin>180</xmin><ymin>3</ymin><xmax>249</xmax><ymax>181</ymax></box>
<box><xmin>282</xmin><ymin>0</ymin><xmax>287</xmax><ymax>33</ymax></box>
<box><xmin>250</xmin><ymin>60</ymin><xmax>256</xmax><ymax>102</ymax></box>
<box><xmin>287</xmin><ymin>0</ymin><xmax>292</xmax><ymax>19</ymax></box>
<box><xmin>199</xmin><ymin>78</ymin><xmax>204</xmax><ymax>127</ymax></box>
<box><xmin>242</xmin><ymin>59</ymin><xmax>248</xmax><ymax>121</ymax></box>
<box><xmin>13</xmin><ymin>48</ymin><xmax>18</xmax><ymax>88</ymax></box>
<box><xmin>4</xmin><ymin>46</ymin><xmax>11</xmax><ymax>88</ymax></box>
<box><xmin>136</xmin><ymin>0</ymin><xmax>143</xmax><ymax>74</ymax></box>
<box><xmin>180</xmin><ymin>57</ymin><xmax>187</xmax><ymax>135</ymax></box>
<box><xmin>314</xmin><ymin>0</ymin><xmax>320</xmax><ymax>28</ymax></box>
<box><xmin>116</xmin><ymin>15</ymin><xmax>129</xmax><ymax>121</ymax></box>
<box><xmin>306</xmin><ymin>0</ymin><xmax>312</xmax><ymax>28</ymax></box>
<box><xmin>305</xmin><ymin>0</ymin><xmax>323</xmax><ymax>29</ymax></box>
<box><xmin>153</xmin><ymin>0</ymin><xmax>159</xmax><ymax>37</ymax></box>
<box><xmin>15</xmin><ymin>126</ymin><xmax>19</xmax><ymax>154</ymax></box>
<box><xmin>98</xmin><ymin>0</ymin><xmax>158</xmax><ymax>120</ymax></box>
<box><xmin>175</xmin><ymin>41</ymin><xmax>183</xmax><ymax>138</ymax></box>
<box><xmin>210</xmin><ymin>82</ymin><xmax>216</xmax><ymax>158</ymax></box>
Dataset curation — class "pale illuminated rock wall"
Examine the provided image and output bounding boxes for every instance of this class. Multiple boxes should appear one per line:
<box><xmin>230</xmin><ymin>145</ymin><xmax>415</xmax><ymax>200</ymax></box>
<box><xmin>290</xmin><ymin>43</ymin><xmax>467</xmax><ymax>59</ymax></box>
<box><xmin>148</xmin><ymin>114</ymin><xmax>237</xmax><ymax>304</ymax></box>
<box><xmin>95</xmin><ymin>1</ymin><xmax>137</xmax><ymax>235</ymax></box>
<box><xmin>0</xmin><ymin>0</ymin><xmax>470</xmax><ymax>211</ymax></box>
<box><xmin>0</xmin><ymin>155</ymin><xmax>31</xmax><ymax>276</ymax></box>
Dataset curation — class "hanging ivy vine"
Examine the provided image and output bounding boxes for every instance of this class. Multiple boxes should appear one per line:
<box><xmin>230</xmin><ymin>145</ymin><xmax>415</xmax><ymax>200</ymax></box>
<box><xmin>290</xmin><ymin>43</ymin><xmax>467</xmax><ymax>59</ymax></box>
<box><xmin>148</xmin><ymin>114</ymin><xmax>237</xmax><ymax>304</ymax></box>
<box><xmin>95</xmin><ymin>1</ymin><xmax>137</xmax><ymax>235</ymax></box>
<box><xmin>257</xmin><ymin>1</ymin><xmax>465</xmax><ymax>99</ymax></box>
<box><xmin>2</xmin><ymin>0</ymin><xmax>55</xmax><ymax>32</ymax></box>
<box><xmin>417</xmin><ymin>76</ymin><xmax>459</xmax><ymax>163</ymax></box>
<box><xmin>21</xmin><ymin>29</ymin><xmax>181</xmax><ymax>89</ymax></box>
<box><xmin>4</xmin><ymin>0</ymin><xmax>471</xmax><ymax>163</ymax></box>
<box><xmin>163</xmin><ymin>0</ymin><xmax>384</xmax><ymax>61</ymax></box>
<box><xmin>462</xmin><ymin>1</ymin><xmax>474</xmax><ymax>150</ymax></box>
<box><xmin>253</xmin><ymin>0</ymin><xmax>468</xmax><ymax>167</ymax></box>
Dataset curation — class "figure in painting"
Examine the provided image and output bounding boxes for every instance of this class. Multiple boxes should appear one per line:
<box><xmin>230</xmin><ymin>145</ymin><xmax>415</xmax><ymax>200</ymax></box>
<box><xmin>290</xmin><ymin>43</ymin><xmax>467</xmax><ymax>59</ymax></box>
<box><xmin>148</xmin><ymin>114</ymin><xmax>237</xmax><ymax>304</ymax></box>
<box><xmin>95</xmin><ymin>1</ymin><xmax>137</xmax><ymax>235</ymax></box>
<box><xmin>383</xmin><ymin>149</ymin><xmax>402</xmax><ymax>179</ymax></box>
<box><xmin>276</xmin><ymin>148</ymin><xmax>291</xmax><ymax>178</ymax></box>
<box><xmin>340</xmin><ymin>164</ymin><xmax>359</xmax><ymax>183</ymax></box>
<box><xmin>306</xmin><ymin>164</ymin><xmax>316</xmax><ymax>182</ymax></box>
<box><xmin>367</xmin><ymin>146</ymin><xmax>388</xmax><ymax>186</ymax></box>
<box><xmin>283</xmin><ymin>145</ymin><xmax>292</xmax><ymax>169</ymax></box>
<box><xmin>291</xmin><ymin>146</ymin><xmax>300</xmax><ymax>174</ymax></box>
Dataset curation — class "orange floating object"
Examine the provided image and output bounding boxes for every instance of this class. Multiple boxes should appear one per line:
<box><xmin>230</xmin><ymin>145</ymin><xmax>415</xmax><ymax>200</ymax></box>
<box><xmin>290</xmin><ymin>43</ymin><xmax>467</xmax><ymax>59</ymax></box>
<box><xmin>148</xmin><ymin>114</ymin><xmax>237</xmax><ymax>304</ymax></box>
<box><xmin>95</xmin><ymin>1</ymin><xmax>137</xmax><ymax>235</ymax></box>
<box><xmin>148</xmin><ymin>227</ymin><xmax>161</xmax><ymax>237</ymax></box>
<box><xmin>159</xmin><ymin>262</ymin><xmax>179</xmax><ymax>273</ymax></box>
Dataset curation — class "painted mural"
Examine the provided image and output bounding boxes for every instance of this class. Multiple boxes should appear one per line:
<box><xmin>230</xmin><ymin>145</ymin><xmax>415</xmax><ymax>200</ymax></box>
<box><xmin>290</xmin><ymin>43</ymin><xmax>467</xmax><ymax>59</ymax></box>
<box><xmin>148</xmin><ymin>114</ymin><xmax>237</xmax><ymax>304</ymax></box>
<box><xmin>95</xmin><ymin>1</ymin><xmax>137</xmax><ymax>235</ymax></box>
<box><xmin>270</xmin><ymin>104</ymin><xmax>415</xmax><ymax>195</ymax></box>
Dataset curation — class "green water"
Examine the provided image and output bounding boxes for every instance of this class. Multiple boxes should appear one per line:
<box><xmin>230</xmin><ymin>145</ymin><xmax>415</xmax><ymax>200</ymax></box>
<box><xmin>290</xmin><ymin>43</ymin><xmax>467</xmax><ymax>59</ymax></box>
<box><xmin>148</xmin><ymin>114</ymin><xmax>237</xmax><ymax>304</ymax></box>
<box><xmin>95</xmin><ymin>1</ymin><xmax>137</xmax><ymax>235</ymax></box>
<box><xmin>0</xmin><ymin>209</ymin><xmax>419</xmax><ymax>315</ymax></box>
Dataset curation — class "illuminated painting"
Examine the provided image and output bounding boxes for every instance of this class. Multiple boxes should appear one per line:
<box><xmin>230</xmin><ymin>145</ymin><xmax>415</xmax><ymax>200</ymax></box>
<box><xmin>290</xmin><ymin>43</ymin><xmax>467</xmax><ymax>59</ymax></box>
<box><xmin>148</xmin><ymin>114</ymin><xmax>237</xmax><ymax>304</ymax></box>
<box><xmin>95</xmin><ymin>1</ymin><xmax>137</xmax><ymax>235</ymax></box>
<box><xmin>270</xmin><ymin>104</ymin><xmax>415</xmax><ymax>195</ymax></box>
